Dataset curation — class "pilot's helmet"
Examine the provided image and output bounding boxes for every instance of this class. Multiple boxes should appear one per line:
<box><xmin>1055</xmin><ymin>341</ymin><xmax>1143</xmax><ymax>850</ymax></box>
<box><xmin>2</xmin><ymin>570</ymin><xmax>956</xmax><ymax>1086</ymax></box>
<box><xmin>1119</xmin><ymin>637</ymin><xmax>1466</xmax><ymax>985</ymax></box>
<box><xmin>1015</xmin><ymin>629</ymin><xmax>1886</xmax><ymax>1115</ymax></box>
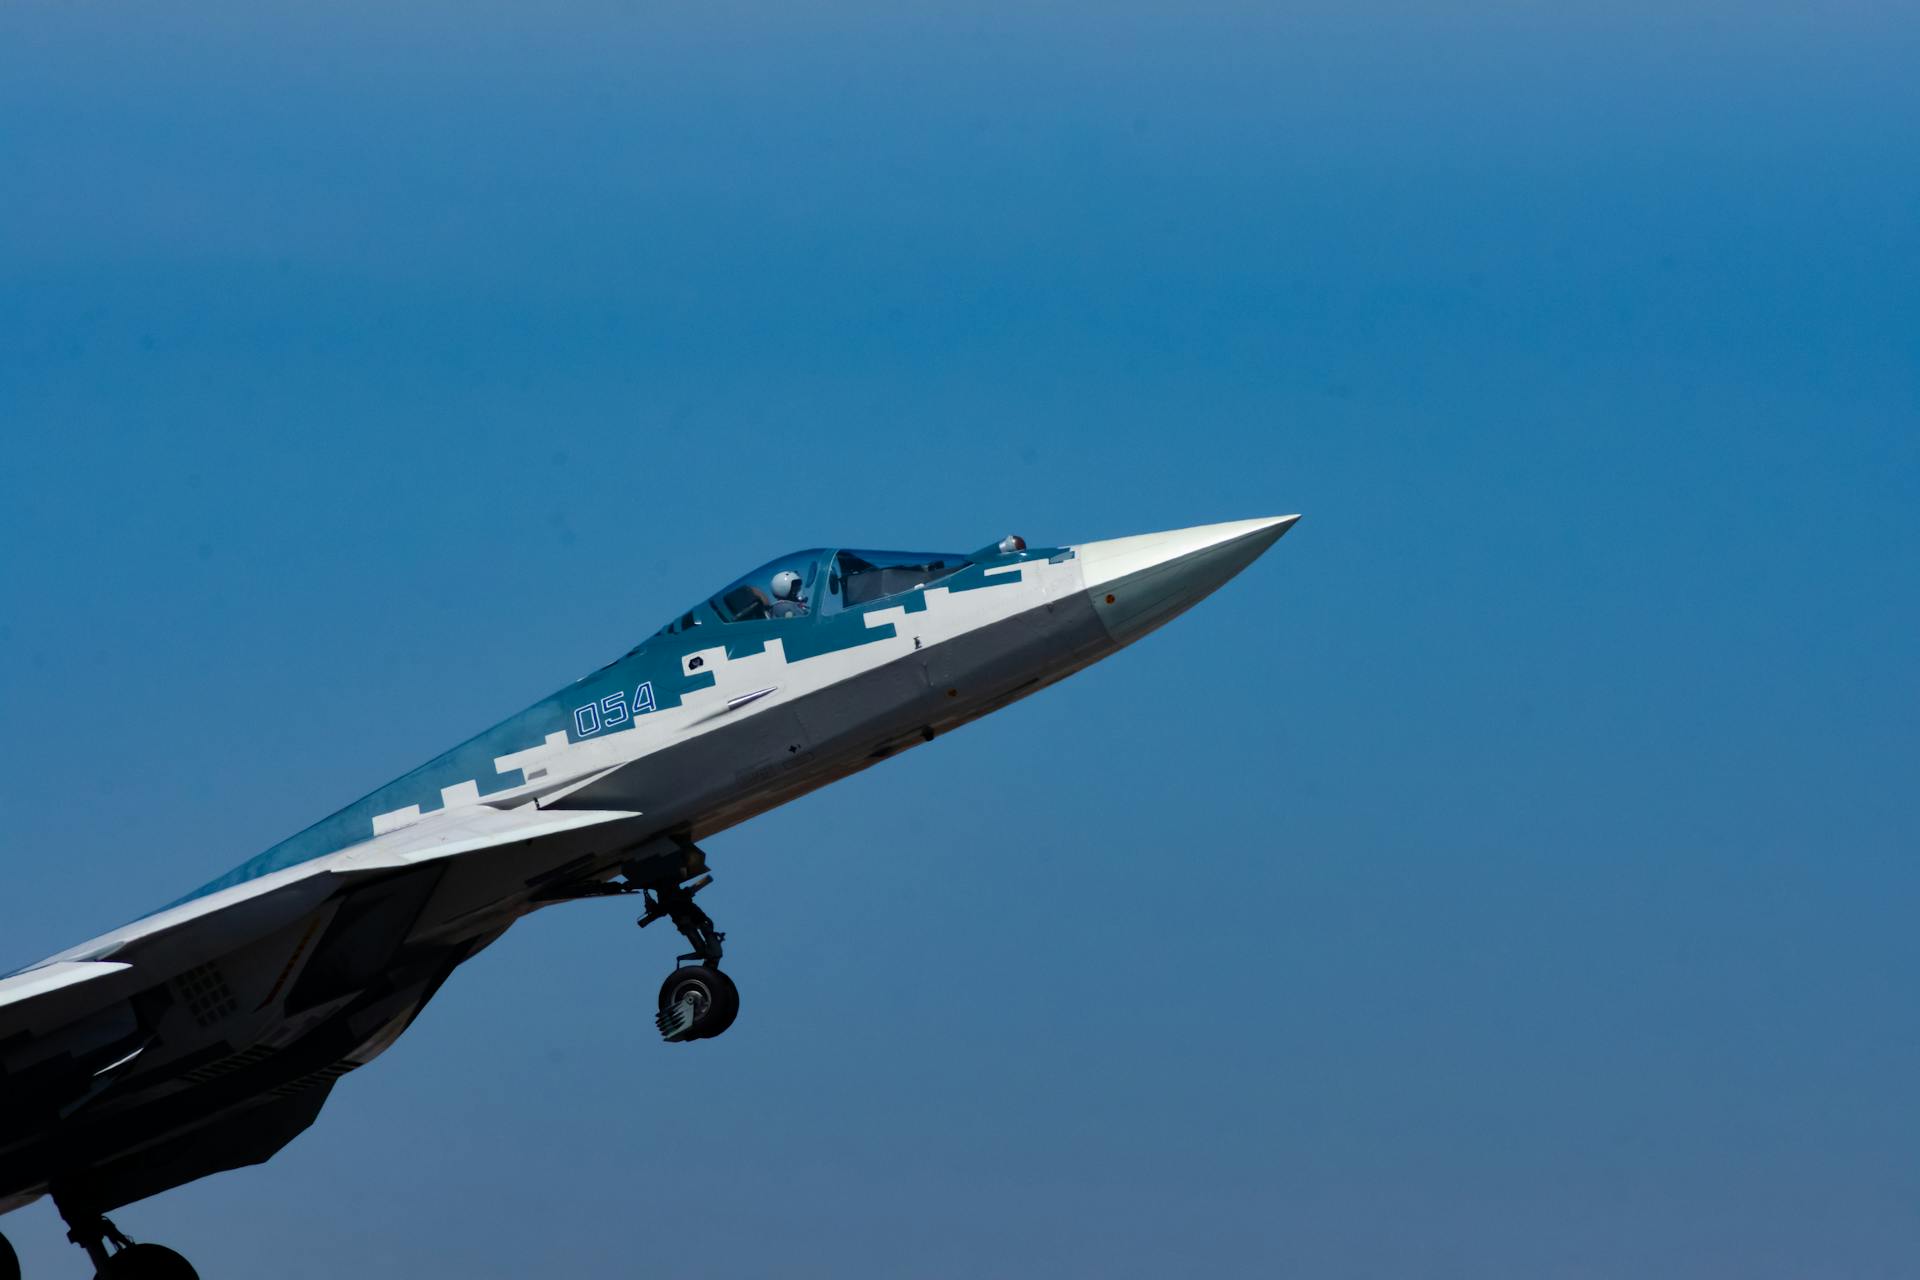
<box><xmin>771</xmin><ymin>570</ymin><xmax>804</xmax><ymax>601</ymax></box>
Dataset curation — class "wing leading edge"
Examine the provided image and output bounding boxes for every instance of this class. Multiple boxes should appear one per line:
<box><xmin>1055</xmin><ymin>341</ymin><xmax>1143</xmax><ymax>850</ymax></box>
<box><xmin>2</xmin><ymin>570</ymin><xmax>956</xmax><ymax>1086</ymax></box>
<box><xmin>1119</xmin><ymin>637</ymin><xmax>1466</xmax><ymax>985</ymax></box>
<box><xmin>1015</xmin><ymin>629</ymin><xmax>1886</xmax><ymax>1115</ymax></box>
<box><xmin>1</xmin><ymin>801</ymin><xmax>649</xmax><ymax>1216</ymax></box>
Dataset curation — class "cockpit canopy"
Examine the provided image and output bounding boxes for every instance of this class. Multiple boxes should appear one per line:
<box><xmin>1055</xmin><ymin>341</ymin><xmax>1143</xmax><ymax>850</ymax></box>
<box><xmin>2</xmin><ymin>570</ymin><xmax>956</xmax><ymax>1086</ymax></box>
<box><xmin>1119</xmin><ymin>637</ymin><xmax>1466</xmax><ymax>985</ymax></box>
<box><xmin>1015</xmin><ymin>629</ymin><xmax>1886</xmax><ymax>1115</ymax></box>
<box><xmin>657</xmin><ymin>547</ymin><xmax>973</xmax><ymax>635</ymax></box>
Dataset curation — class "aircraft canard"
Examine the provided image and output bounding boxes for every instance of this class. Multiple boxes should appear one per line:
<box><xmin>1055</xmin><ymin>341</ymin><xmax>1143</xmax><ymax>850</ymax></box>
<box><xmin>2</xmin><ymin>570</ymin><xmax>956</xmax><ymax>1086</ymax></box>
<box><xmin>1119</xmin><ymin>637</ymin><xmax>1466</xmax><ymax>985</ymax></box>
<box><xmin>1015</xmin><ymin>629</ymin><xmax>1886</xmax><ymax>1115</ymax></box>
<box><xmin>0</xmin><ymin>515</ymin><xmax>1299</xmax><ymax>1280</ymax></box>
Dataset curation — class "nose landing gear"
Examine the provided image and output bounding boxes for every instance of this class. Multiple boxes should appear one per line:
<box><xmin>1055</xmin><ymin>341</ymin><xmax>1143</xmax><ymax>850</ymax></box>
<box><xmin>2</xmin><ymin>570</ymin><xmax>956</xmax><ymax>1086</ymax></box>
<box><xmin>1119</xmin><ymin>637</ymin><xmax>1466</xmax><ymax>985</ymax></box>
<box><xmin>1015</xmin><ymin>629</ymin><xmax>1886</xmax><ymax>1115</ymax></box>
<box><xmin>546</xmin><ymin>836</ymin><xmax>745</xmax><ymax>1044</ymax></box>
<box><xmin>637</xmin><ymin>867</ymin><xmax>739</xmax><ymax>1043</ymax></box>
<box><xmin>54</xmin><ymin>1199</ymin><xmax>198</xmax><ymax>1280</ymax></box>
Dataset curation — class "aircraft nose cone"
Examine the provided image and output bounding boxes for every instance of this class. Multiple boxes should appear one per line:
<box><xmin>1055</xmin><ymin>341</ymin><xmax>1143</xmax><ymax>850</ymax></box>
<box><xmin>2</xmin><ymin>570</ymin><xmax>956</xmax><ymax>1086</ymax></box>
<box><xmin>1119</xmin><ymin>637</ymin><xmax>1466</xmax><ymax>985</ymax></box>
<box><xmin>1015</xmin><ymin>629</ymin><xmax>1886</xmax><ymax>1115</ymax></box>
<box><xmin>1079</xmin><ymin>515</ymin><xmax>1300</xmax><ymax>645</ymax></box>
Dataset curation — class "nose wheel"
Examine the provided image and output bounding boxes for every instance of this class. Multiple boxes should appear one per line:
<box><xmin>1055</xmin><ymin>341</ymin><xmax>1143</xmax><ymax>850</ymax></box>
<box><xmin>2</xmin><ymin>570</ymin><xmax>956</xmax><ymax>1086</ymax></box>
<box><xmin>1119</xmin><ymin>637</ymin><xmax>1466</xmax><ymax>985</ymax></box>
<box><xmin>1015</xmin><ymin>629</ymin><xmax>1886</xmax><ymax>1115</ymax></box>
<box><xmin>656</xmin><ymin>964</ymin><xmax>740</xmax><ymax>1042</ymax></box>
<box><xmin>92</xmin><ymin>1244</ymin><xmax>197</xmax><ymax>1280</ymax></box>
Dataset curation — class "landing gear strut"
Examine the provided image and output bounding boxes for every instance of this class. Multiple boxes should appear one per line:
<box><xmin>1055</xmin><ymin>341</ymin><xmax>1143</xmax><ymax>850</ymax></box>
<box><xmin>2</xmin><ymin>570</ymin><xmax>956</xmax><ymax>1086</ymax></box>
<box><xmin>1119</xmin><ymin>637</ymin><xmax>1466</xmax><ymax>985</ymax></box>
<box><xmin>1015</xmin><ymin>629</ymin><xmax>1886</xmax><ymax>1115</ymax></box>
<box><xmin>637</xmin><ymin>867</ymin><xmax>739</xmax><ymax>1043</ymax></box>
<box><xmin>54</xmin><ymin>1197</ymin><xmax>197</xmax><ymax>1280</ymax></box>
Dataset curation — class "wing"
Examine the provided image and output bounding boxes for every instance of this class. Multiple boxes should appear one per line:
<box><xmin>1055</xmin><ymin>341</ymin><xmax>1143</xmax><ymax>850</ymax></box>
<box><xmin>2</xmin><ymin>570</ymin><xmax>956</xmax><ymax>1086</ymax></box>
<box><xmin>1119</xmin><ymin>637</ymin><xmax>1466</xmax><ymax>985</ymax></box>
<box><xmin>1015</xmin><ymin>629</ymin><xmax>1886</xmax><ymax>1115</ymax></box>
<box><xmin>0</xmin><ymin>962</ymin><xmax>133</xmax><ymax>1036</ymax></box>
<box><xmin>5</xmin><ymin>803</ymin><xmax>641</xmax><ymax>1036</ymax></box>
<box><xmin>0</xmin><ymin>801</ymin><xmax>648</xmax><ymax>1213</ymax></box>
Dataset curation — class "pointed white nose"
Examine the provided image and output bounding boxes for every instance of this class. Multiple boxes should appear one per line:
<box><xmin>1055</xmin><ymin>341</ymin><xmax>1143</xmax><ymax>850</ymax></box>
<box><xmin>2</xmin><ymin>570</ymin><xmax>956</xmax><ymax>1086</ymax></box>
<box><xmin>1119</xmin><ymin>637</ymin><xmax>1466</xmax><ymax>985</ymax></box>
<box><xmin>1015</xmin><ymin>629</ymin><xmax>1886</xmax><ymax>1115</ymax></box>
<box><xmin>1078</xmin><ymin>515</ymin><xmax>1299</xmax><ymax>644</ymax></box>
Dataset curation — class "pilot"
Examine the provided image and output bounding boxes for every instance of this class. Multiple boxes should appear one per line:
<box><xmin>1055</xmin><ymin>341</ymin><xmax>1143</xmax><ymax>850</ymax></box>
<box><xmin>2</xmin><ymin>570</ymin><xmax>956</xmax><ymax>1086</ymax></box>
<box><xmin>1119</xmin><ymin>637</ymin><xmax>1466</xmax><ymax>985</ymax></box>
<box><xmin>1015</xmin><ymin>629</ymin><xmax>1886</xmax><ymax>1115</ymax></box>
<box><xmin>768</xmin><ymin>569</ymin><xmax>809</xmax><ymax>619</ymax></box>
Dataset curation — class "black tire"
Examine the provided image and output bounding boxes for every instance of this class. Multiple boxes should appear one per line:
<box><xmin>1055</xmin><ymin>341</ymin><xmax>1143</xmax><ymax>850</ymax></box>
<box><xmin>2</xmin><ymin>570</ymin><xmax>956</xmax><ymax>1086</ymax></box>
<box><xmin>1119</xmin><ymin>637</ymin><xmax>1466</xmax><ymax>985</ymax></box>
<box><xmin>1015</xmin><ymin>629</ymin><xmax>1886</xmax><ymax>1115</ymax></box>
<box><xmin>0</xmin><ymin>1230</ymin><xmax>19</xmax><ymax>1280</ymax></box>
<box><xmin>98</xmin><ymin>1243</ymin><xmax>199</xmax><ymax>1280</ymax></box>
<box><xmin>703</xmin><ymin>967</ymin><xmax>741</xmax><ymax>1039</ymax></box>
<box><xmin>657</xmin><ymin>965</ymin><xmax>740</xmax><ymax>1041</ymax></box>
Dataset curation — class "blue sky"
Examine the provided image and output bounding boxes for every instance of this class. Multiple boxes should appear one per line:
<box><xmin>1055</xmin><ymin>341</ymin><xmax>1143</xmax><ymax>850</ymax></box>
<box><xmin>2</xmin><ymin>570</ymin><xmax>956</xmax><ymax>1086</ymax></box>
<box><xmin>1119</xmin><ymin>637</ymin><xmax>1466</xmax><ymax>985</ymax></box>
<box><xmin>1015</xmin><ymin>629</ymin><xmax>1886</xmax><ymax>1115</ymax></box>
<box><xmin>2</xmin><ymin>3</ymin><xmax>1916</xmax><ymax>1276</ymax></box>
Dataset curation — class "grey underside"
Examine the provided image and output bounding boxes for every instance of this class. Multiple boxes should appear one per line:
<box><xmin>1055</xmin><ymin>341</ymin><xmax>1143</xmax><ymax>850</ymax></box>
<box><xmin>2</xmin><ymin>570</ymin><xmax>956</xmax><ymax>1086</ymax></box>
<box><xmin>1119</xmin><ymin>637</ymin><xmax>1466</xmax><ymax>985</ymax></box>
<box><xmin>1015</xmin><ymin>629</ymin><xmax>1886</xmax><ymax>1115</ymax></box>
<box><xmin>0</xmin><ymin>589</ymin><xmax>1111</xmax><ymax>1215</ymax></box>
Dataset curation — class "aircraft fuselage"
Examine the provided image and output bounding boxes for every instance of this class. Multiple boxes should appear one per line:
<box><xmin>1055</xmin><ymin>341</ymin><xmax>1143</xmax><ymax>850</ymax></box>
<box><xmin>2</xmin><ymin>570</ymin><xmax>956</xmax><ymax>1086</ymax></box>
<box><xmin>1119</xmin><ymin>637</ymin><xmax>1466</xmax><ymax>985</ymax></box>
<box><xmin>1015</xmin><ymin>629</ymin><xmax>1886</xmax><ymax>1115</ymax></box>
<box><xmin>0</xmin><ymin>517</ymin><xmax>1298</xmax><ymax>1238</ymax></box>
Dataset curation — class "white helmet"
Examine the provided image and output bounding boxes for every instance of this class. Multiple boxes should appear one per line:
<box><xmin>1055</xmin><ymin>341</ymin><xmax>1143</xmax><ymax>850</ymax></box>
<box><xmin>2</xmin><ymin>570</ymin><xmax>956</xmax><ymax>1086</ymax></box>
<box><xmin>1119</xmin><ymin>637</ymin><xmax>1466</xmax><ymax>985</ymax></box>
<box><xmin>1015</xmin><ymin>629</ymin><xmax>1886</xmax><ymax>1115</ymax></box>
<box><xmin>771</xmin><ymin>570</ymin><xmax>804</xmax><ymax>601</ymax></box>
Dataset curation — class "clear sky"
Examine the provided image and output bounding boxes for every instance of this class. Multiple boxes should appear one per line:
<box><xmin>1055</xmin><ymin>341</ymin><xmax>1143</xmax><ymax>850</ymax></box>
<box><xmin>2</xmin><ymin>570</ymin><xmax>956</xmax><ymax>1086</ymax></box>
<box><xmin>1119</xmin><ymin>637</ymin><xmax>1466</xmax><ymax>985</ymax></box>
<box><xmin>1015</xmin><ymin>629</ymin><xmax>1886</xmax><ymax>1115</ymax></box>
<box><xmin>2</xmin><ymin>3</ymin><xmax>1915</xmax><ymax>1276</ymax></box>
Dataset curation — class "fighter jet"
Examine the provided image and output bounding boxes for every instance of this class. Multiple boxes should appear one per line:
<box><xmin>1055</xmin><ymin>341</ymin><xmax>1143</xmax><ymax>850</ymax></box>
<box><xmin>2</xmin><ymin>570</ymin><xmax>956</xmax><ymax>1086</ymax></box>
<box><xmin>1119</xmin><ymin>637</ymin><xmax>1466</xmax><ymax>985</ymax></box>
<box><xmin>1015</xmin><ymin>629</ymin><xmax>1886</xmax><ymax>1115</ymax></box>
<box><xmin>0</xmin><ymin>515</ymin><xmax>1299</xmax><ymax>1279</ymax></box>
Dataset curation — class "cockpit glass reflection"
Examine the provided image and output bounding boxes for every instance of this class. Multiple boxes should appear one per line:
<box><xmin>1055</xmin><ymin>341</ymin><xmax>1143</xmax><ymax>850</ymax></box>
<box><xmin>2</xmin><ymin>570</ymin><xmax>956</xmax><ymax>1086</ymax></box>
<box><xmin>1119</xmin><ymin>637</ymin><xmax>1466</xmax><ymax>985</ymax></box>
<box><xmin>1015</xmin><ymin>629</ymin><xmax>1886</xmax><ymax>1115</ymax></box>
<box><xmin>655</xmin><ymin>546</ymin><xmax>971</xmax><ymax>637</ymax></box>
